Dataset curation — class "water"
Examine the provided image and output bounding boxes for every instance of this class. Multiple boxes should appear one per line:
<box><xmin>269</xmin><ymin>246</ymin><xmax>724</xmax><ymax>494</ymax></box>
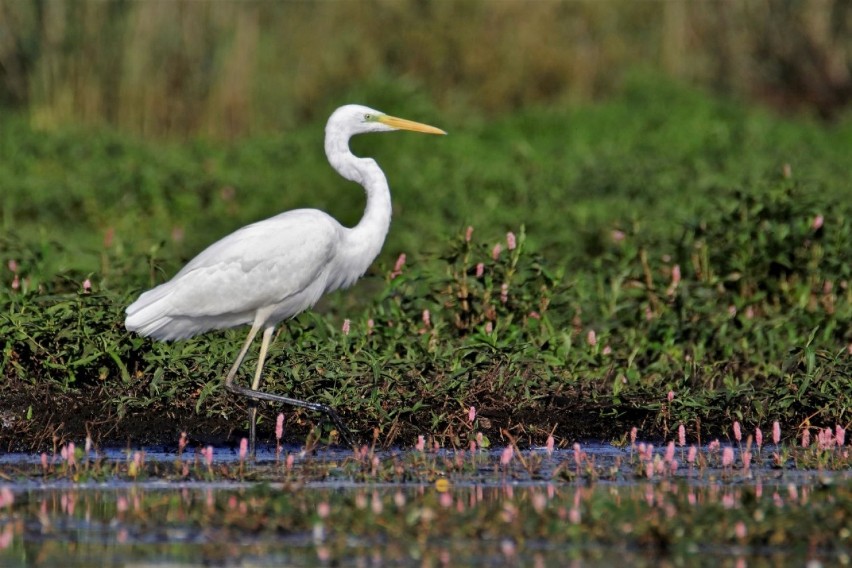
<box><xmin>1</xmin><ymin>443</ymin><xmax>850</xmax><ymax>566</ymax></box>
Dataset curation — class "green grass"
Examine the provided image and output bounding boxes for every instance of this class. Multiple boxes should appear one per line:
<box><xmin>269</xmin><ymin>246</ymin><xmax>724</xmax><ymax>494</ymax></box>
<box><xmin>1</xmin><ymin>77</ymin><xmax>851</xmax><ymax>450</ymax></box>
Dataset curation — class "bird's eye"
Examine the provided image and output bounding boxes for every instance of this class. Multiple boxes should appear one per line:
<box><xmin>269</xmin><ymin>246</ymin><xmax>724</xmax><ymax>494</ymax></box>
<box><xmin>364</xmin><ymin>113</ymin><xmax>373</xmax><ymax>121</ymax></box>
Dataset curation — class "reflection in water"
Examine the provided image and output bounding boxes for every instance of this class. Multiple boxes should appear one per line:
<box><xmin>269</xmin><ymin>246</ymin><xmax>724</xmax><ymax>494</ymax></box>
<box><xmin>0</xmin><ymin>443</ymin><xmax>850</xmax><ymax>566</ymax></box>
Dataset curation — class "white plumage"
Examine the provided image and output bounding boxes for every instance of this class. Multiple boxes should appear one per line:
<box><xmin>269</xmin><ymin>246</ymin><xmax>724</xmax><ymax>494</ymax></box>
<box><xmin>125</xmin><ymin>104</ymin><xmax>445</xmax><ymax>449</ymax></box>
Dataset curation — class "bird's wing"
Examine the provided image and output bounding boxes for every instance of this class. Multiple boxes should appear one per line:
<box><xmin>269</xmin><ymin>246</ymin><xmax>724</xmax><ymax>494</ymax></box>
<box><xmin>133</xmin><ymin>209</ymin><xmax>343</xmax><ymax>322</ymax></box>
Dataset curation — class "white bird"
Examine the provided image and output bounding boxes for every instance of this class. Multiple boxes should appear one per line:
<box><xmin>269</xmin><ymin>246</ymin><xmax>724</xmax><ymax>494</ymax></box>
<box><xmin>125</xmin><ymin>104</ymin><xmax>446</xmax><ymax>450</ymax></box>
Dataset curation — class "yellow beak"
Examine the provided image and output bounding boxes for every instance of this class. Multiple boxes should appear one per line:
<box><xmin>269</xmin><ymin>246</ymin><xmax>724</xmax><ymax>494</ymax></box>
<box><xmin>378</xmin><ymin>115</ymin><xmax>447</xmax><ymax>135</ymax></box>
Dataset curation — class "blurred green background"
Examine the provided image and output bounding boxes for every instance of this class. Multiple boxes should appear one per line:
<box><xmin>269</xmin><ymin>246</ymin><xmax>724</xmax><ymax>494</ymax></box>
<box><xmin>2</xmin><ymin>0</ymin><xmax>850</xmax><ymax>138</ymax></box>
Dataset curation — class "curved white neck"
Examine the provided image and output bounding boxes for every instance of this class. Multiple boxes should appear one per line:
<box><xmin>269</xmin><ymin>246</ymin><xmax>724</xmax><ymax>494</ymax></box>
<box><xmin>325</xmin><ymin>131</ymin><xmax>392</xmax><ymax>263</ymax></box>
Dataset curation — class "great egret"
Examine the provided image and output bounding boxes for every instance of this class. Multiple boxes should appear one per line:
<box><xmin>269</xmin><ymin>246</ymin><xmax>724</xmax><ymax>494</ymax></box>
<box><xmin>125</xmin><ymin>104</ymin><xmax>446</xmax><ymax>450</ymax></box>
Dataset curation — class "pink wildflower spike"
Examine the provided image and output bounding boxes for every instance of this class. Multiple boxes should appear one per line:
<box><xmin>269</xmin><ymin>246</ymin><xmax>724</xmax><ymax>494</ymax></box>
<box><xmin>722</xmin><ymin>447</ymin><xmax>734</xmax><ymax>467</ymax></box>
<box><xmin>341</xmin><ymin>319</ymin><xmax>350</xmax><ymax>335</ymax></box>
<box><xmin>836</xmin><ymin>425</ymin><xmax>846</xmax><ymax>447</ymax></box>
<box><xmin>630</xmin><ymin>427</ymin><xmax>637</xmax><ymax>445</ymax></box>
<box><xmin>586</xmin><ymin>330</ymin><xmax>597</xmax><ymax>347</ymax></box>
<box><xmin>239</xmin><ymin>438</ymin><xmax>248</xmax><ymax>461</ymax></box>
<box><xmin>755</xmin><ymin>427</ymin><xmax>763</xmax><ymax>449</ymax></box>
<box><xmin>602</xmin><ymin>345</ymin><xmax>612</xmax><ymax>355</ymax></box>
<box><xmin>665</xmin><ymin>441</ymin><xmax>675</xmax><ymax>463</ymax></box>
<box><xmin>468</xmin><ymin>406</ymin><xmax>476</xmax><ymax>423</ymax></box>
<box><xmin>485</xmin><ymin>321</ymin><xmax>493</xmax><ymax>334</ymax></box>
<box><xmin>41</xmin><ymin>452</ymin><xmax>48</xmax><ymax>472</ymax></box>
<box><xmin>0</xmin><ymin>487</ymin><xmax>14</xmax><ymax>510</ymax></box>
<box><xmin>179</xmin><ymin>431</ymin><xmax>187</xmax><ymax>452</ymax></box>
<box><xmin>506</xmin><ymin>232</ymin><xmax>517</xmax><ymax>251</ymax></box>
<box><xmin>545</xmin><ymin>435</ymin><xmax>555</xmax><ymax>455</ymax></box>
<box><xmin>687</xmin><ymin>445</ymin><xmax>697</xmax><ymax>465</ymax></box>
<box><xmin>285</xmin><ymin>454</ymin><xmax>295</xmax><ymax>470</ymax></box>
<box><xmin>678</xmin><ymin>424</ymin><xmax>686</xmax><ymax>447</ymax></box>
<box><xmin>205</xmin><ymin>446</ymin><xmax>214</xmax><ymax>468</ymax></box>
<box><xmin>390</xmin><ymin>253</ymin><xmax>406</xmax><ymax>278</ymax></box>
<box><xmin>529</xmin><ymin>311</ymin><xmax>541</xmax><ymax>320</ymax></box>
<box><xmin>500</xmin><ymin>283</ymin><xmax>508</xmax><ymax>304</ymax></box>
<box><xmin>275</xmin><ymin>413</ymin><xmax>285</xmax><ymax>441</ymax></box>
<box><xmin>733</xmin><ymin>421</ymin><xmax>742</xmax><ymax>443</ymax></box>
<box><xmin>667</xmin><ymin>390</ymin><xmax>675</xmax><ymax>403</ymax></box>
<box><xmin>500</xmin><ymin>446</ymin><xmax>514</xmax><ymax>465</ymax></box>
<box><xmin>811</xmin><ymin>214</ymin><xmax>824</xmax><ymax>230</ymax></box>
<box><xmin>667</xmin><ymin>265</ymin><xmax>681</xmax><ymax>295</ymax></box>
<box><xmin>475</xmin><ymin>262</ymin><xmax>484</xmax><ymax>278</ymax></box>
<box><xmin>773</xmin><ymin>421</ymin><xmax>781</xmax><ymax>445</ymax></box>
<box><xmin>491</xmin><ymin>243</ymin><xmax>502</xmax><ymax>260</ymax></box>
<box><xmin>11</xmin><ymin>274</ymin><xmax>19</xmax><ymax>290</ymax></box>
<box><xmin>415</xmin><ymin>435</ymin><xmax>425</xmax><ymax>452</ymax></box>
<box><xmin>367</xmin><ymin>319</ymin><xmax>374</xmax><ymax>334</ymax></box>
<box><xmin>476</xmin><ymin>432</ymin><xmax>483</xmax><ymax>448</ymax></box>
<box><xmin>742</xmin><ymin>451</ymin><xmax>752</xmax><ymax>470</ymax></box>
<box><xmin>82</xmin><ymin>279</ymin><xmax>92</xmax><ymax>292</ymax></box>
<box><xmin>465</xmin><ymin>226</ymin><xmax>474</xmax><ymax>242</ymax></box>
<box><xmin>422</xmin><ymin>309</ymin><xmax>431</xmax><ymax>328</ymax></box>
<box><xmin>801</xmin><ymin>429</ymin><xmax>810</xmax><ymax>448</ymax></box>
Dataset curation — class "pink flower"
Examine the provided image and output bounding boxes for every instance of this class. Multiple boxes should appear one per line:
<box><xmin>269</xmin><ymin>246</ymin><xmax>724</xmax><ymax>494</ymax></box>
<box><xmin>341</xmin><ymin>319</ymin><xmax>350</xmax><ymax>335</ymax></box>
<box><xmin>390</xmin><ymin>253</ymin><xmax>406</xmax><ymax>278</ymax></box>
<box><xmin>317</xmin><ymin>501</ymin><xmax>330</xmax><ymax>519</ymax></box>
<box><xmin>528</xmin><ymin>311</ymin><xmax>541</xmax><ymax>320</ymax></box>
<box><xmin>630</xmin><ymin>427</ymin><xmax>637</xmax><ymax>445</ymax></box>
<box><xmin>569</xmin><ymin>507</ymin><xmax>581</xmax><ymax>524</ymax></box>
<box><xmin>465</xmin><ymin>226</ymin><xmax>474</xmax><ymax>242</ymax></box>
<box><xmin>415</xmin><ymin>435</ymin><xmax>425</xmax><ymax>452</ymax></box>
<box><xmin>275</xmin><ymin>413</ymin><xmax>285</xmax><ymax>441</ymax></box>
<box><xmin>468</xmin><ymin>406</ymin><xmax>476</xmax><ymax>423</ymax></box>
<box><xmin>735</xmin><ymin>521</ymin><xmax>747</xmax><ymax>539</ymax></box>
<box><xmin>367</xmin><ymin>319</ymin><xmax>375</xmax><ymax>334</ymax></box>
<box><xmin>801</xmin><ymin>429</ymin><xmax>810</xmax><ymax>448</ymax></box>
<box><xmin>667</xmin><ymin>390</ymin><xmax>675</xmax><ymax>403</ymax></box>
<box><xmin>755</xmin><ymin>427</ymin><xmax>763</xmax><ymax>449</ymax></box>
<box><xmin>500</xmin><ymin>283</ymin><xmax>509</xmax><ymax>304</ymax></box>
<box><xmin>506</xmin><ymin>232</ymin><xmax>517</xmax><ymax>251</ymax></box>
<box><xmin>742</xmin><ymin>451</ymin><xmax>752</xmax><ymax>470</ymax></box>
<box><xmin>611</xmin><ymin>230</ymin><xmax>625</xmax><ymax>243</ymax></box>
<box><xmin>678</xmin><ymin>424</ymin><xmax>686</xmax><ymax>447</ymax></box>
<box><xmin>491</xmin><ymin>243</ymin><xmax>502</xmax><ymax>260</ymax></box>
<box><xmin>82</xmin><ymin>279</ymin><xmax>92</xmax><ymax>292</ymax></box>
<box><xmin>722</xmin><ymin>447</ymin><xmax>734</xmax><ymax>467</ymax></box>
<box><xmin>500</xmin><ymin>446</ymin><xmax>514</xmax><ymax>465</ymax></box>
<box><xmin>0</xmin><ymin>487</ymin><xmax>14</xmax><ymax>509</ymax></box>
<box><xmin>204</xmin><ymin>446</ymin><xmax>214</xmax><ymax>467</ymax></box>
<box><xmin>773</xmin><ymin>421</ymin><xmax>781</xmax><ymax>445</ymax></box>
<box><xmin>422</xmin><ymin>309</ymin><xmax>431</xmax><ymax>328</ymax></box>
<box><xmin>811</xmin><ymin>214</ymin><xmax>824</xmax><ymax>230</ymax></box>
<box><xmin>545</xmin><ymin>435</ymin><xmax>555</xmax><ymax>455</ymax></box>
<box><xmin>671</xmin><ymin>264</ymin><xmax>681</xmax><ymax>286</ymax></box>
<box><xmin>485</xmin><ymin>321</ymin><xmax>493</xmax><ymax>334</ymax></box>
<box><xmin>475</xmin><ymin>262</ymin><xmax>484</xmax><ymax>278</ymax></box>
<box><xmin>665</xmin><ymin>441</ymin><xmax>675</xmax><ymax>463</ymax></box>
<box><xmin>687</xmin><ymin>445</ymin><xmax>697</xmax><ymax>465</ymax></box>
<box><xmin>836</xmin><ymin>425</ymin><xmax>846</xmax><ymax>447</ymax></box>
<box><xmin>586</xmin><ymin>330</ymin><xmax>597</xmax><ymax>347</ymax></box>
<box><xmin>733</xmin><ymin>421</ymin><xmax>742</xmax><ymax>443</ymax></box>
<box><xmin>11</xmin><ymin>275</ymin><xmax>19</xmax><ymax>290</ymax></box>
<box><xmin>239</xmin><ymin>438</ymin><xmax>248</xmax><ymax>461</ymax></box>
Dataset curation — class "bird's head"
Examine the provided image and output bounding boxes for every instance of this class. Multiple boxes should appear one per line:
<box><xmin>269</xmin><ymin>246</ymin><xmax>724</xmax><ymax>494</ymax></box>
<box><xmin>328</xmin><ymin>104</ymin><xmax>446</xmax><ymax>137</ymax></box>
